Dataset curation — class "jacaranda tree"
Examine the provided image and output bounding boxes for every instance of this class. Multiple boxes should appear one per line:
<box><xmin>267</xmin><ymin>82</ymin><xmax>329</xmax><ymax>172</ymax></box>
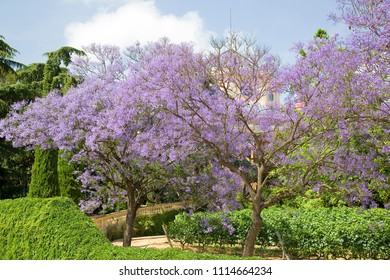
<box><xmin>128</xmin><ymin>34</ymin><xmax>355</xmax><ymax>257</ymax></box>
<box><xmin>286</xmin><ymin>0</ymin><xmax>389</xmax><ymax>207</ymax></box>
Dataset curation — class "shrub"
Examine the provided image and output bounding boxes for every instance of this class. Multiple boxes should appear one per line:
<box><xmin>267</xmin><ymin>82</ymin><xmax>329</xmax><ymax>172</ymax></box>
<box><xmin>275</xmin><ymin>207</ymin><xmax>390</xmax><ymax>259</ymax></box>
<box><xmin>167</xmin><ymin>211</ymin><xmax>239</xmax><ymax>249</ymax></box>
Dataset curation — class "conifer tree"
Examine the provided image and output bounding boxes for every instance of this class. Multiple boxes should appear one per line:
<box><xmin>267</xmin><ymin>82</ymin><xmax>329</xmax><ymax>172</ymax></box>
<box><xmin>29</xmin><ymin>148</ymin><xmax>60</xmax><ymax>198</ymax></box>
<box><xmin>0</xmin><ymin>34</ymin><xmax>25</xmax><ymax>83</ymax></box>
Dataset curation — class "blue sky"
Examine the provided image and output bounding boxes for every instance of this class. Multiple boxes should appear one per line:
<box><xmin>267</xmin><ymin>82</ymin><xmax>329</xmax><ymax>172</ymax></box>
<box><xmin>1</xmin><ymin>0</ymin><xmax>348</xmax><ymax>65</ymax></box>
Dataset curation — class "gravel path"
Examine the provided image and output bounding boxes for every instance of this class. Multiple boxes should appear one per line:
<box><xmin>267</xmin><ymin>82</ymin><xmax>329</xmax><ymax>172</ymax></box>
<box><xmin>111</xmin><ymin>235</ymin><xmax>180</xmax><ymax>249</ymax></box>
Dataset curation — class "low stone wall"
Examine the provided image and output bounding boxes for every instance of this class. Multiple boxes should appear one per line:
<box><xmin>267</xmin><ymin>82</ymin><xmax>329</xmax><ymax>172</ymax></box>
<box><xmin>91</xmin><ymin>202</ymin><xmax>183</xmax><ymax>232</ymax></box>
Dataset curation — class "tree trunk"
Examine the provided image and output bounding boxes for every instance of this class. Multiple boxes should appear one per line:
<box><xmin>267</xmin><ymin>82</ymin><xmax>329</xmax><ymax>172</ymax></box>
<box><xmin>123</xmin><ymin>188</ymin><xmax>138</xmax><ymax>247</ymax></box>
<box><xmin>242</xmin><ymin>199</ymin><xmax>263</xmax><ymax>257</ymax></box>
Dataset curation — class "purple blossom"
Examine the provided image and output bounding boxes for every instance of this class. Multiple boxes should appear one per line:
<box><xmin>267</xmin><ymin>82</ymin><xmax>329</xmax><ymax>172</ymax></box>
<box><xmin>221</xmin><ymin>215</ymin><xmax>236</xmax><ymax>235</ymax></box>
<box><xmin>203</xmin><ymin>226</ymin><xmax>215</xmax><ymax>234</ymax></box>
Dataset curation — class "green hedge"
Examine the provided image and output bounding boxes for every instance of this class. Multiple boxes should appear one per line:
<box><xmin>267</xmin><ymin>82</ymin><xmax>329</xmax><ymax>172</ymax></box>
<box><xmin>0</xmin><ymin>197</ymin><xmax>251</xmax><ymax>260</ymax></box>
<box><xmin>0</xmin><ymin>197</ymin><xmax>111</xmax><ymax>259</ymax></box>
<box><xmin>266</xmin><ymin>207</ymin><xmax>390</xmax><ymax>259</ymax></box>
<box><xmin>167</xmin><ymin>206</ymin><xmax>390</xmax><ymax>259</ymax></box>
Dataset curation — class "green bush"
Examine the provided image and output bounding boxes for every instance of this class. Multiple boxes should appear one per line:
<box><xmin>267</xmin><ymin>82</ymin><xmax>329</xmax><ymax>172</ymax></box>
<box><xmin>167</xmin><ymin>211</ymin><xmax>239</xmax><ymax>249</ymax></box>
<box><xmin>266</xmin><ymin>207</ymin><xmax>390</xmax><ymax>259</ymax></box>
<box><xmin>0</xmin><ymin>197</ymin><xmax>246</xmax><ymax>260</ymax></box>
<box><xmin>166</xmin><ymin>212</ymin><xmax>198</xmax><ymax>247</ymax></box>
<box><xmin>167</xmin><ymin>206</ymin><xmax>390</xmax><ymax>259</ymax></box>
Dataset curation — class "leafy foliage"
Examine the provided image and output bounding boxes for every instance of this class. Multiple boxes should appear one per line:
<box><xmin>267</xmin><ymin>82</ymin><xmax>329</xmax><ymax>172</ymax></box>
<box><xmin>0</xmin><ymin>34</ymin><xmax>25</xmax><ymax>82</ymax></box>
<box><xmin>0</xmin><ymin>139</ymin><xmax>33</xmax><ymax>199</ymax></box>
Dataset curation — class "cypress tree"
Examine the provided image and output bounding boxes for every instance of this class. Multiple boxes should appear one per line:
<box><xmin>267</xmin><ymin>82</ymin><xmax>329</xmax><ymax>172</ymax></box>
<box><xmin>29</xmin><ymin>148</ymin><xmax>59</xmax><ymax>197</ymax></box>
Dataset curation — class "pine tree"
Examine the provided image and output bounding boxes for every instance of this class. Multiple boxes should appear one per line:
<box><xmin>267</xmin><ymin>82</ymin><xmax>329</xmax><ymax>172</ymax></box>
<box><xmin>0</xmin><ymin>34</ymin><xmax>25</xmax><ymax>84</ymax></box>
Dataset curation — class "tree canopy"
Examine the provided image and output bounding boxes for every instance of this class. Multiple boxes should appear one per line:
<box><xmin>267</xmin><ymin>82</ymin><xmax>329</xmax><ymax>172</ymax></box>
<box><xmin>0</xmin><ymin>35</ymin><xmax>25</xmax><ymax>83</ymax></box>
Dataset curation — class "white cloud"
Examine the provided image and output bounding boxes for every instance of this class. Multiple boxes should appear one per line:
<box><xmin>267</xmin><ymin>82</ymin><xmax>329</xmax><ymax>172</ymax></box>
<box><xmin>64</xmin><ymin>0</ymin><xmax>214</xmax><ymax>51</ymax></box>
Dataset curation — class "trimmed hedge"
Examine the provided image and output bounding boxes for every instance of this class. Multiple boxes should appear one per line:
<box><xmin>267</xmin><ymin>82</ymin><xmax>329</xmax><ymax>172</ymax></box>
<box><xmin>0</xmin><ymin>197</ymin><xmax>251</xmax><ymax>260</ymax></box>
<box><xmin>0</xmin><ymin>197</ymin><xmax>111</xmax><ymax>259</ymax></box>
<box><xmin>266</xmin><ymin>207</ymin><xmax>390</xmax><ymax>259</ymax></box>
<box><xmin>167</xmin><ymin>206</ymin><xmax>390</xmax><ymax>259</ymax></box>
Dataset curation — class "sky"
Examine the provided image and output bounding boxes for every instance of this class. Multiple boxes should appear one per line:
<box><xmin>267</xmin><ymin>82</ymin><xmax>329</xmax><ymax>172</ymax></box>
<box><xmin>0</xmin><ymin>0</ymin><xmax>349</xmax><ymax>66</ymax></box>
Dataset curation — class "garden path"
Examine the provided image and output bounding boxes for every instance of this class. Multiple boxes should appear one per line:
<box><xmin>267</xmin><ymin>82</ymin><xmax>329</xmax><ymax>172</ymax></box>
<box><xmin>112</xmin><ymin>235</ymin><xmax>180</xmax><ymax>249</ymax></box>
